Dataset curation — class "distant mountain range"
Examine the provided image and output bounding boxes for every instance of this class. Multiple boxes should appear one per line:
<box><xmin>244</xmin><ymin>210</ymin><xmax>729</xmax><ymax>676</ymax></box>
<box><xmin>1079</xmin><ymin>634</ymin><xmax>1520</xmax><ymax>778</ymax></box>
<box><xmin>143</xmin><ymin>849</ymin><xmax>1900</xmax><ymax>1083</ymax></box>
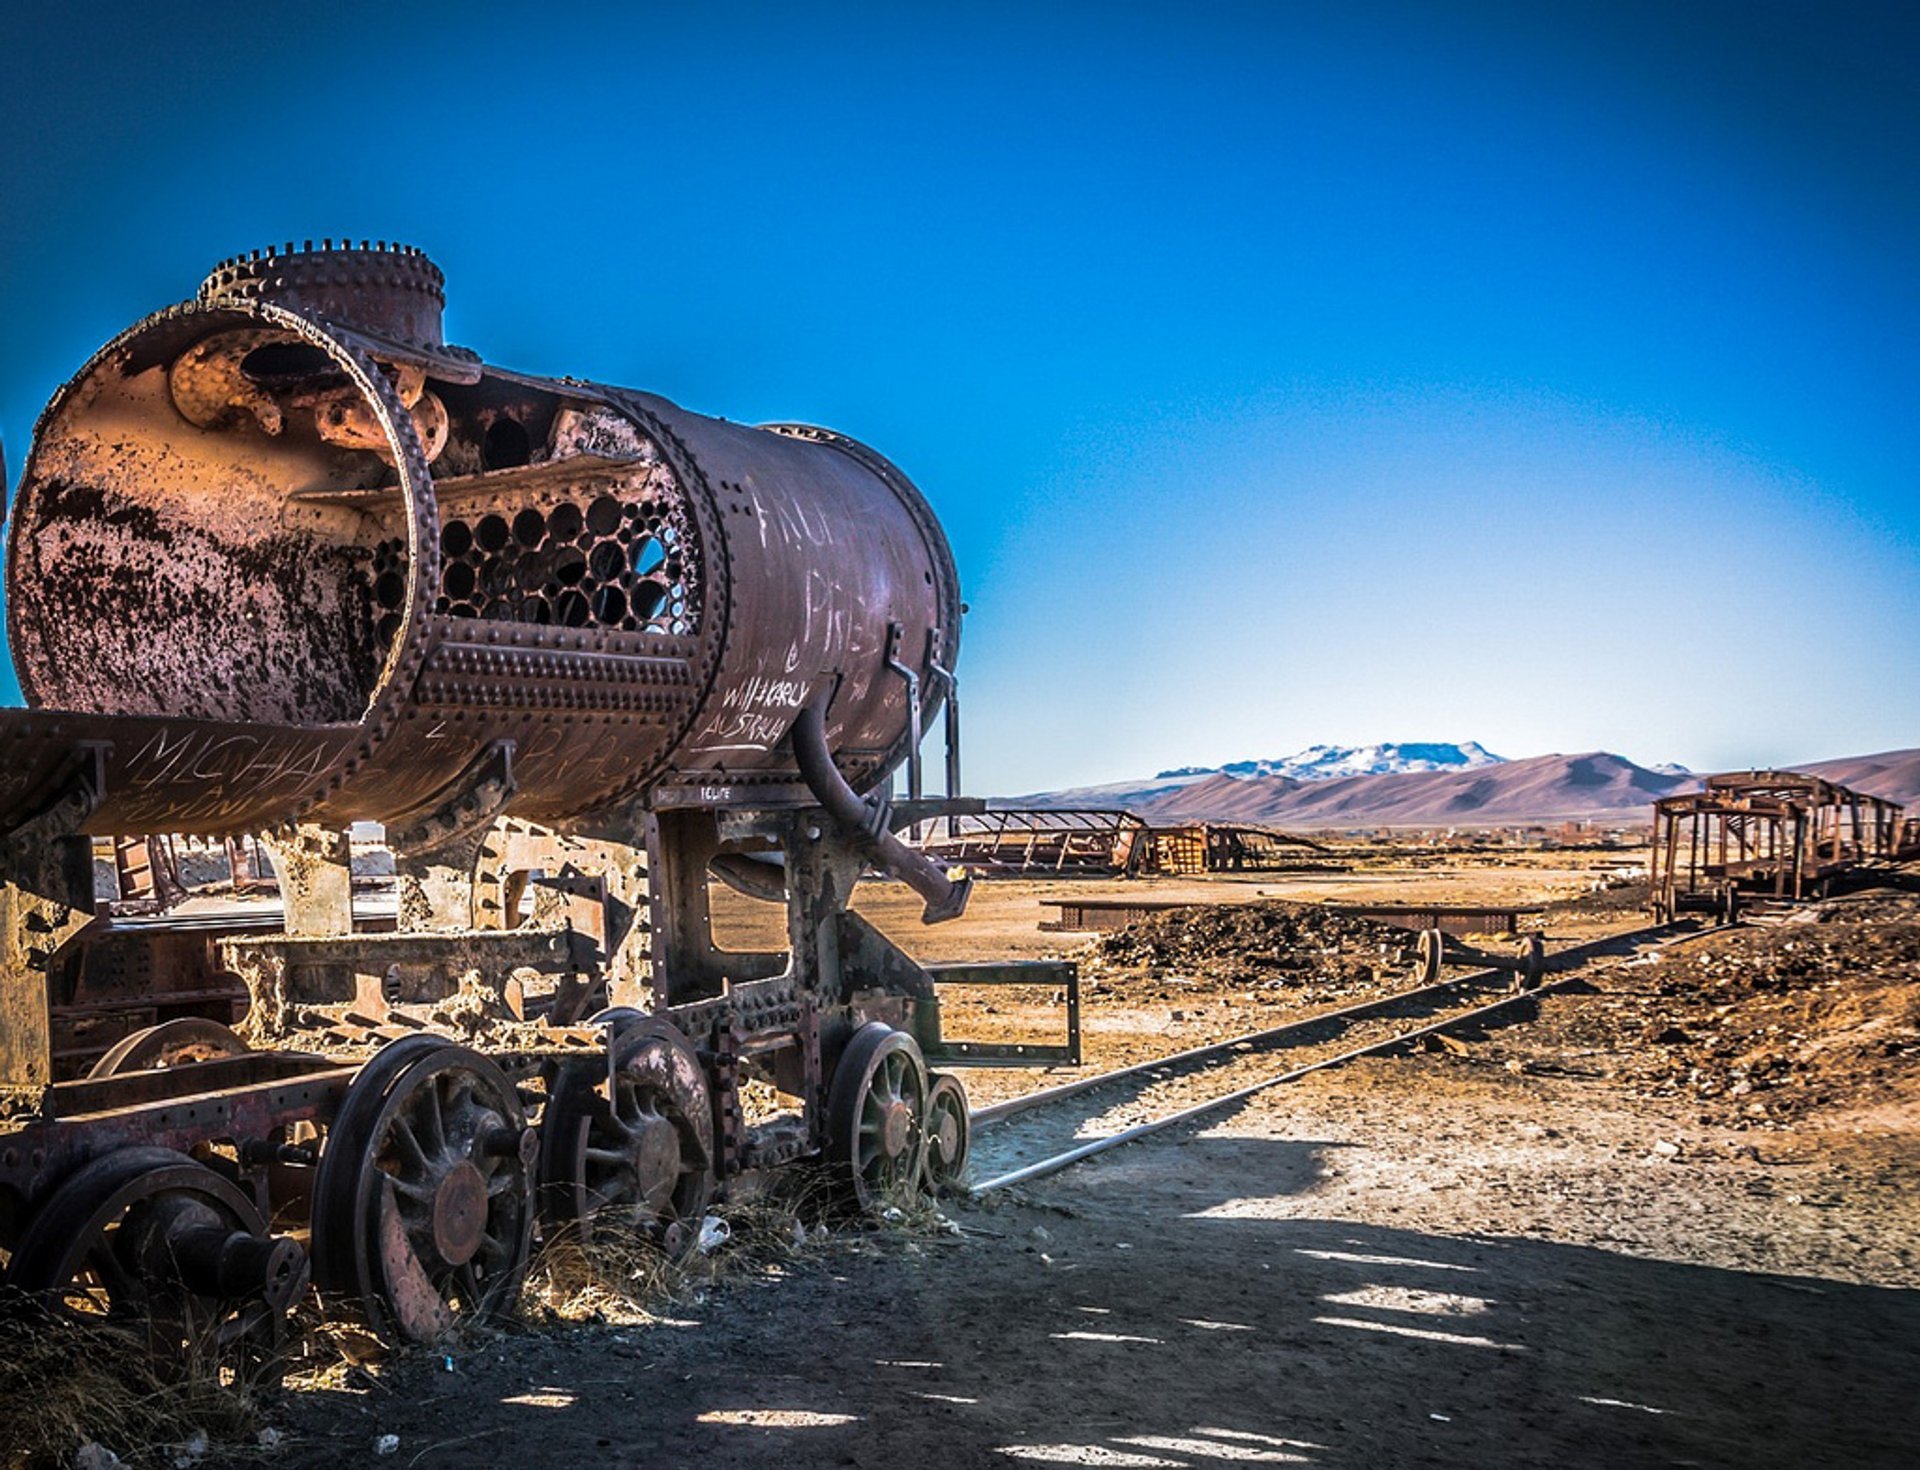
<box><xmin>1013</xmin><ymin>743</ymin><xmax>1920</xmax><ymax>829</ymax></box>
<box><xmin>1158</xmin><ymin>741</ymin><xmax>1509</xmax><ymax>783</ymax></box>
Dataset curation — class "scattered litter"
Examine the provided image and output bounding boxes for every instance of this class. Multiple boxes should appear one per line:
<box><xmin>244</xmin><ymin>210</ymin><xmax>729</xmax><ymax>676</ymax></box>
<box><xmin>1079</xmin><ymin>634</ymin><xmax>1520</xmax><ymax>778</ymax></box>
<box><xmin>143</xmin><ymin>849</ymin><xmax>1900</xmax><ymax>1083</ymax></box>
<box><xmin>72</xmin><ymin>1446</ymin><xmax>122</xmax><ymax>1470</ymax></box>
<box><xmin>373</xmin><ymin>1435</ymin><xmax>400</xmax><ymax>1457</ymax></box>
<box><xmin>696</xmin><ymin>1216</ymin><xmax>731</xmax><ymax>1254</ymax></box>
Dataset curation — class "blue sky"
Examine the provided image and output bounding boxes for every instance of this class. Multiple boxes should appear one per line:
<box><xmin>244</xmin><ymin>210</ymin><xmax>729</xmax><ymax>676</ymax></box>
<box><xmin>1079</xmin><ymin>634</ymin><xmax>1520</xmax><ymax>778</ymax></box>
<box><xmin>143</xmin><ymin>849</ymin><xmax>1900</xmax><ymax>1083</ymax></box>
<box><xmin>2</xmin><ymin>2</ymin><xmax>1914</xmax><ymax>794</ymax></box>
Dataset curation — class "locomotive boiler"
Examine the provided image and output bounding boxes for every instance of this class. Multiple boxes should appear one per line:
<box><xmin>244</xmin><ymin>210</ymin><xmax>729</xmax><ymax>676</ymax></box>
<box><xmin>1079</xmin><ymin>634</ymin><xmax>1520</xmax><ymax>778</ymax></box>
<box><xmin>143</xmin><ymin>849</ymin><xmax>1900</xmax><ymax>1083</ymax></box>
<box><xmin>0</xmin><ymin>243</ymin><xmax>1075</xmax><ymax>1359</ymax></box>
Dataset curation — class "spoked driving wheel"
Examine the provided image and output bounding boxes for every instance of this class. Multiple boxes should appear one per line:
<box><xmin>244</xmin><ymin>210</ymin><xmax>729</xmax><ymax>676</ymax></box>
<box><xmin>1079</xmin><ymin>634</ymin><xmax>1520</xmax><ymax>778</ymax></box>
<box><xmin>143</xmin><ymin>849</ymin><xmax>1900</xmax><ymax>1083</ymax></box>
<box><xmin>540</xmin><ymin>1019</ymin><xmax>715</xmax><ymax>1253</ymax></box>
<box><xmin>827</xmin><ymin>1024</ymin><xmax>930</xmax><ymax>1212</ymax></box>
<box><xmin>312</xmin><ymin>1041</ymin><xmax>536</xmax><ymax>1342</ymax></box>
<box><xmin>922</xmin><ymin>1072</ymin><xmax>970</xmax><ymax>1192</ymax></box>
<box><xmin>6</xmin><ymin>1146</ymin><xmax>308</xmax><ymax>1385</ymax></box>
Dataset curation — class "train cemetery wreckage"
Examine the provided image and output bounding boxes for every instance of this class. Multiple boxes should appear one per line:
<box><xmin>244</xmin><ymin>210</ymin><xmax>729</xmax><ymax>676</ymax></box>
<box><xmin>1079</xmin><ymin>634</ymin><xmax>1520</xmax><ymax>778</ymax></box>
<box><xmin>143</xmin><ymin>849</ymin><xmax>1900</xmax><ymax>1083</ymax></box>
<box><xmin>0</xmin><ymin>243</ymin><xmax>1080</xmax><ymax>1372</ymax></box>
<box><xmin>1650</xmin><ymin>769</ymin><xmax>1908</xmax><ymax>922</ymax></box>
<box><xmin>905</xmin><ymin>807</ymin><xmax>1325</xmax><ymax>877</ymax></box>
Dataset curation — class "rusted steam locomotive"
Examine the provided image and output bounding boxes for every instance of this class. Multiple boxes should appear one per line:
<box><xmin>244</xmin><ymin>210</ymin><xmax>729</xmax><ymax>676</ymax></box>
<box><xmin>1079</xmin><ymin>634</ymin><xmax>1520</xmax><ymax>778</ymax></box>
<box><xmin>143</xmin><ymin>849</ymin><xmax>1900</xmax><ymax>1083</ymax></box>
<box><xmin>0</xmin><ymin>243</ymin><xmax>1073</xmax><ymax>1359</ymax></box>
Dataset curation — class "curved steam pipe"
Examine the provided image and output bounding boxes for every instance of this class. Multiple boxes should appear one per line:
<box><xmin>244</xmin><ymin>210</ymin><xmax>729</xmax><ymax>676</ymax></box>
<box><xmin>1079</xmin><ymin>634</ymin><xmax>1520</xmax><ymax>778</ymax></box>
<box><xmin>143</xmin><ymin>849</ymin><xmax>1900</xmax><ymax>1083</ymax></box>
<box><xmin>790</xmin><ymin>697</ymin><xmax>971</xmax><ymax>924</ymax></box>
<box><xmin>709</xmin><ymin>851</ymin><xmax>789</xmax><ymax>904</ymax></box>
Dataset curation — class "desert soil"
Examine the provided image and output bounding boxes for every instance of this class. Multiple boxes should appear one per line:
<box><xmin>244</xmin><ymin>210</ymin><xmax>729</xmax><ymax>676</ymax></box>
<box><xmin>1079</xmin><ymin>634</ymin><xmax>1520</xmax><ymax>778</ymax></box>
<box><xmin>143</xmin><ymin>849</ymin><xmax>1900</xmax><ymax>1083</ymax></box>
<box><xmin>177</xmin><ymin>862</ymin><xmax>1920</xmax><ymax>1467</ymax></box>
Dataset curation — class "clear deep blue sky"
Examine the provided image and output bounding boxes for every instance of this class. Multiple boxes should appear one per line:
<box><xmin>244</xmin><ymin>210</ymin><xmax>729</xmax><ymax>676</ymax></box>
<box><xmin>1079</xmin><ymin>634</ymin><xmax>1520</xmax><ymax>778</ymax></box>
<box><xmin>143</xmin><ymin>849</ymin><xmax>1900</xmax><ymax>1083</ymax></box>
<box><xmin>3</xmin><ymin>2</ymin><xmax>1915</xmax><ymax>794</ymax></box>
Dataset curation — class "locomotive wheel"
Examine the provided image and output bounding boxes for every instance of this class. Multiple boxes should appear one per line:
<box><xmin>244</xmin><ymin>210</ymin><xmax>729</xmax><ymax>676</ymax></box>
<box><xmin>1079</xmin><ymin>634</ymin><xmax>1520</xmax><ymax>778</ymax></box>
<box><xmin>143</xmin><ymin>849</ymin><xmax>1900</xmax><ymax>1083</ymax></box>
<box><xmin>6</xmin><ymin>1146</ymin><xmax>307</xmax><ymax>1384</ymax></box>
<box><xmin>1414</xmin><ymin>928</ymin><xmax>1445</xmax><ymax>985</ymax></box>
<box><xmin>922</xmin><ymin>1073</ymin><xmax>970</xmax><ymax>1192</ymax></box>
<box><xmin>1513</xmin><ymin>933</ymin><xmax>1546</xmax><ymax>993</ymax></box>
<box><xmin>312</xmin><ymin>1041</ymin><xmax>535</xmax><ymax>1342</ymax></box>
<box><xmin>89</xmin><ymin>1018</ymin><xmax>251</xmax><ymax>1078</ymax></box>
<box><xmin>827</xmin><ymin>1024</ymin><xmax>930</xmax><ymax>1212</ymax></box>
<box><xmin>540</xmin><ymin>1019</ymin><xmax>715</xmax><ymax>1252</ymax></box>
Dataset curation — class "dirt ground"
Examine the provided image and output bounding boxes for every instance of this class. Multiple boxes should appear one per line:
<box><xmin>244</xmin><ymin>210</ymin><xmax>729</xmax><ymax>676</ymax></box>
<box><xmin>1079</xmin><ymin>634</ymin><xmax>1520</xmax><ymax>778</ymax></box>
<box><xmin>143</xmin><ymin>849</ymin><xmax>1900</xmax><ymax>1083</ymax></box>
<box><xmin>26</xmin><ymin>855</ymin><xmax>1917</xmax><ymax>1469</ymax></box>
<box><xmin>217</xmin><ymin>862</ymin><xmax>1920</xmax><ymax>1470</ymax></box>
<box><xmin>258</xmin><ymin>1030</ymin><xmax>1919</xmax><ymax>1469</ymax></box>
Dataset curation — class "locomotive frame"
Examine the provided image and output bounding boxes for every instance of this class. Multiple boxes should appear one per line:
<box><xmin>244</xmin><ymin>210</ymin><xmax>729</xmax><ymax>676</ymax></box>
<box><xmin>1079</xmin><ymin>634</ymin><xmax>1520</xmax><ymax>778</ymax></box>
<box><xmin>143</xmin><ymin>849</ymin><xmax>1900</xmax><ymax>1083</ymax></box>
<box><xmin>0</xmin><ymin>242</ymin><xmax>1077</xmax><ymax>1364</ymax></box>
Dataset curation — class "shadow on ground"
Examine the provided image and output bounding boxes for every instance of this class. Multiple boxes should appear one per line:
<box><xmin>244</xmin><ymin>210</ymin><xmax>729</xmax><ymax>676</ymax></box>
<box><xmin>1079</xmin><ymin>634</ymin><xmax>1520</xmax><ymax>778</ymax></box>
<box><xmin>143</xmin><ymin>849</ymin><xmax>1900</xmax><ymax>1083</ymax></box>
<box><xmin>262</xmin><ymin>1134</ymin><xmax>1920</xmax><ymax>1469</ymax></box>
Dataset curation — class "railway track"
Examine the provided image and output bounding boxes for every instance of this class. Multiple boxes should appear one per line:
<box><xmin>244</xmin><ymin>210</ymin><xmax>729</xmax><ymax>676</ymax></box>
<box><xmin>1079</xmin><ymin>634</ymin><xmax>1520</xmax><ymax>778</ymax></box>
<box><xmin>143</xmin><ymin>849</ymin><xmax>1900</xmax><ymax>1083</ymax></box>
<box><xmin>967</xmin><ymin>921</ymin><xmax>1733</xmax><ymax>1195</ymax></box>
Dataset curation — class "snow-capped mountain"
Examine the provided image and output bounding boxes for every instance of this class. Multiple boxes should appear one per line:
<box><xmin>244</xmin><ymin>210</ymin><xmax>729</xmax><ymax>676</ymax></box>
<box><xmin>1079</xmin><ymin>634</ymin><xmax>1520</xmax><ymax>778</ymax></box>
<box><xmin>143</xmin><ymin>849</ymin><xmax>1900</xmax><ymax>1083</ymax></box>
<box><xmin>1158</xmin><ymin>741</ymin><xmax>1507</xmax><ymax>783</ymax></box>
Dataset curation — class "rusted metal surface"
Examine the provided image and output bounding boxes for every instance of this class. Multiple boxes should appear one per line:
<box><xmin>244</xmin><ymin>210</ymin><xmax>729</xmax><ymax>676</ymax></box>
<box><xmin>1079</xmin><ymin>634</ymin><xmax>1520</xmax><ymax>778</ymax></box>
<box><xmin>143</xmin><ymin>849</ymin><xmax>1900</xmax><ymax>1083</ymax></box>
<box><xmin>1038</xmin><ymin>897</ymin><xmax>1197</xmax><ymax>932</ymax></box>
<box><xmin>1650</xmin><ymin>769</ymin><xmax>1904</xmax><ymax>920</ymax></box>
<box><xmin>7</xmin><ymin>243</ymin><xmax>959</xmax><ymax>834</ymax></box>
<box><xmin>0</xmin><ymin>240</ymin><xmax>1065</xmax><ymax>1355</ymax></box>
<box><xmin>1039</xmin><ymin>897</ymin><xmax>1543</xmax><ymax>935</ymax></box>
<box><xmin>910</xmin><ymin>808</ymin><xmax>1153</xmax><ymax>876</ymax></box>
<box><xmin>912</xmin><ymin>810</ymin><xmax>1323</xmax><ymax>878</ymax></box>
<box><xmin>1318</xmin><ymin>901</ymin><xmax>1542</xmax><ymax>936</ymax></box>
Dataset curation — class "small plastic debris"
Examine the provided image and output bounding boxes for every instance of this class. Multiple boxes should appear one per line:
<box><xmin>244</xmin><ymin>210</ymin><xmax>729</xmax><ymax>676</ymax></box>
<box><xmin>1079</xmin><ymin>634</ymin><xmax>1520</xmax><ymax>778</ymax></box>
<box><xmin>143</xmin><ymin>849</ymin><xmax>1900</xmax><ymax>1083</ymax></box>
<box><xmin>256</xmin><ymin>1429</ymin><xmax>285</xmax><ymax>1449</ymax></box>
<box><xmin>1652</xmin><ymin>1139</ymin><xmax>1681</xmax><ymax>1159</ymax></box>
<box><xmin>73</xmin><ymin>1446</ymin><xmax>123</xmax><ymax>1470</ymax></box>
<box><xmin>373</xmin><ymin>1435</ymin><xmax>401</xmax><ymax>1457</ymax></box>
<box><xmin>172</xmin><ymin>1430</ymin><xmax>210</xmax><ymax>1466</ymax></box>
<box><xmin>791</xmin><ymin>1218</ymin><xmax>808</xmax><ymax>1249</ymax></box>
<box><xmin>696</xmin><ymin>1215</ymin><xmax>731</xmax><ymax>1254</ymax></box>
<box><xmin>1430</xmin><ymin>1413</ymin><xmax>1452</xmax><ymax>1423</ymax></box>
<box><xmin>1028</xmin><ymin>1225</ymin><xmax>1052</xmax><ymax>1244</ymax></box>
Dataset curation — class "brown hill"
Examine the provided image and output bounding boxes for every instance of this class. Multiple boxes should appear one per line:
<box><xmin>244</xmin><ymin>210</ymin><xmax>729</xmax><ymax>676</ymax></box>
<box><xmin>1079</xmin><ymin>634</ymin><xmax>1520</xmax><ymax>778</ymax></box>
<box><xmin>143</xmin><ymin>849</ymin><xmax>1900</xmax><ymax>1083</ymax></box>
<box><xmin>1793</xmin><ymin>748</ymin><xmax>1920</xmax><ymax>807</ymax></box>
<box><xmin>1135</xmin><ymin>751</ymin><xmax>1690</xmax><ymax>829</ymax></box>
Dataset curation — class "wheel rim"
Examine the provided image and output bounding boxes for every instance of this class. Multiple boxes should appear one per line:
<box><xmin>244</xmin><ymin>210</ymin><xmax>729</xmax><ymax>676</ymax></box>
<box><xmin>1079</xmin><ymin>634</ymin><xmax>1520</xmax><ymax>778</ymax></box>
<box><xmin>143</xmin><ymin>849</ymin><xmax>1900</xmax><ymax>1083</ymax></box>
<box><xmin>89</xmin><ymin>1018</ymin><xmax>251</xmax><ymax>1078</ymax></box>
<box><xmin>7</xmin><ymin>1146</ymin><xmax>305</xmax><ymax>1385</ymax></box>
<box><xmin>827</xmin><ymin>1025</ymin><xmax>930</xmax><ymax>1211</ymax></box>
<box><xmin>923</xmin><ymin>1073</ymin><xmax>970</xmax><ymax>1190</ymax></box>
<box><xmin>540</xmin><ymin>1020</ymin><xmax>714</xmax><ymax>1251</ymax></box>
<box><xmin>314</xmin><ymin>1043</ymin><xmax>534</xmax><ymax>1341</ymax></box>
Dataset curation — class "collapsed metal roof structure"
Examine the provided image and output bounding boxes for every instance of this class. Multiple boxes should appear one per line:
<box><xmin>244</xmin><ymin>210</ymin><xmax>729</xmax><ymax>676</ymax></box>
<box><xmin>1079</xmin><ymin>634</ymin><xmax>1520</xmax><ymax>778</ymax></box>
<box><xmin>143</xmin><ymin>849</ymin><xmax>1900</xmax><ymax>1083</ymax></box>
<box><xmin>1650</xmin><ymin>769</ymin><xmax>1904</xmax><ymax>920</ymax></box>
<box><xmin>907</xmin><ymin>808</ymin><xmax>1324</xmax><ymax>877</ymax></box>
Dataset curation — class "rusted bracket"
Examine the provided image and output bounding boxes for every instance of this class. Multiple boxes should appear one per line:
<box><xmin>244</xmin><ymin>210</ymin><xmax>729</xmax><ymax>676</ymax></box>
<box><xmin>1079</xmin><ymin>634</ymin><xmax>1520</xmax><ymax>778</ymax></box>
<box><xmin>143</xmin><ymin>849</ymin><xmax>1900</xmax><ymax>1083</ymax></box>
<box><xmin>256</xmin><ymin>823</ymin><xmax>355</xmax><ymax>938</ymax></box>
<box><xmin>0</xmin><ymin>748</ymin><xmax>106</xmax><ymax>1117</ymax></box>
<box><xmin>390</xmin><ymin>741</ymin><xmax>517</xmax><ymax>933</ymax></box>
<box><xmin>883</xmin><ymin>621</ymin><xmax>922</xmax><ymax>802</ymax></box>
<box><xmin>927</xmin><ymin>645</ymin><xmax>960</xmax><ymax>803</ymax></box>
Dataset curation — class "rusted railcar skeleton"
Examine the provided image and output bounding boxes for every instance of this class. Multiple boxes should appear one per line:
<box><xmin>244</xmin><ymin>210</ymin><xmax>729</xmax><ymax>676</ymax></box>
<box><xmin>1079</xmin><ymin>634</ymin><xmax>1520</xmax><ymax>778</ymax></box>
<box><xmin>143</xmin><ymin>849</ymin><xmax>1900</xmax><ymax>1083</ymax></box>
<box><xmin>0</xmin><ymin>244</ymin><xmax>1065</xmax><ymax>1360</ymax></box>
<box><xmin>1649</xmin><ymin>769</ymin><xmax>1904</xmax><ymax>921</ymax></box>
<box><xmin>907</xmin><ymin>809</ymin><xmax>1324</xmax><ymax>877</ymax></box>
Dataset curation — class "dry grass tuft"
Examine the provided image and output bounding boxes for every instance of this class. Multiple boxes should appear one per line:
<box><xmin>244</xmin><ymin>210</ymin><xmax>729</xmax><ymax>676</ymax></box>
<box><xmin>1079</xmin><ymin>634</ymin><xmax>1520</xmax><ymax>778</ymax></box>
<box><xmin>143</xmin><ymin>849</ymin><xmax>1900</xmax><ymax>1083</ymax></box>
<box><xmin>0</xmin><ymin>1293</ymin><xmax>267</xmax><ymax>1469</ymax></box>
<box><xmin>520</xmin><ymin>1169</ymin><xmax>954</xmax><ymax>1326</ymax></box>
<box><xmin>521</xmin><ymin>1173</ymin><xmax>840</xmax><ymax>1325</ymax></box>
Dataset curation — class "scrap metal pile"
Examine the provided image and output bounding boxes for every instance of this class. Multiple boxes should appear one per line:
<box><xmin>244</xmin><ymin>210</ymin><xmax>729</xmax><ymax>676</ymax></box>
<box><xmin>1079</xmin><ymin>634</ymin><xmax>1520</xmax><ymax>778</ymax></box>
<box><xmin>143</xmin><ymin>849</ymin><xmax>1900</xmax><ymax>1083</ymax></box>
<box><xmin>1495</xmin><ymin>889</ymin><xmax>1920</xmax><ymax>1126</ymax></box>
<box><xmin>1085</xmin><ymin>900</ymin><xmax>1417</xmax><ymax>991</ymax></box>
<box><xmin>0</xmin><ymin>243</ymin><xmax>1073</xmax><ymax>1370</ymax></box>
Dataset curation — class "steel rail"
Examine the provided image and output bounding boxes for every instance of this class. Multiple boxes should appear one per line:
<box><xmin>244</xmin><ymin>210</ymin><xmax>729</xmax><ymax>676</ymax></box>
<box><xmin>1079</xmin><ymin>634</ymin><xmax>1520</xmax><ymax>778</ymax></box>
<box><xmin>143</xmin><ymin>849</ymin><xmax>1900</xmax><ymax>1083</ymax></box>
<box><xmin>972</xmin><ymin>921</ymin><xmax>1675</xmax><ymax>1128</ymax></box>
<box><xmin>968</xmin><ymin>920</ymin><xmax>1734</xmax><ymax>1195</ymax></box>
